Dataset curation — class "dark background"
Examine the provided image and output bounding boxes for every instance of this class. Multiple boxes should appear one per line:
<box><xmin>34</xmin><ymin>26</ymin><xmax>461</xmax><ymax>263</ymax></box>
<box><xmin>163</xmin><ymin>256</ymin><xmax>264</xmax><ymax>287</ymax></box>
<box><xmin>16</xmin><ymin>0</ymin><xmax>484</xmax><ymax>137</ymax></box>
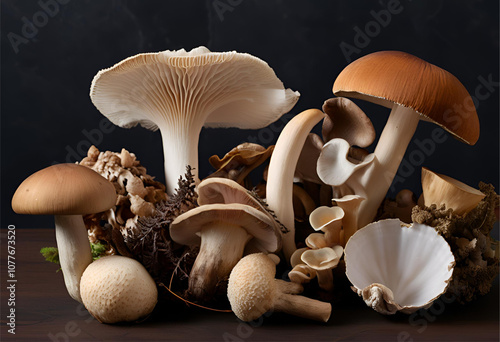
<box><xmin>1</xmin><ymin>0</ymin><xmax>498</xmax><ymax>229</ymax></box>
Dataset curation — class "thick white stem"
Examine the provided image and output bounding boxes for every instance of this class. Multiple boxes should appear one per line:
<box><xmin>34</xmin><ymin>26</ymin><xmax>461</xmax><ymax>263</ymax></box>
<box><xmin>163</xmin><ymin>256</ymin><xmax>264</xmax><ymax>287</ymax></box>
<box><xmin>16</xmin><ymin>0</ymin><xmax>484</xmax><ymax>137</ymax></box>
<box><xmin>357</xmin><ymin>105</ymin><xmax>420</xmax><ymax>228</ymax></box>
<box><xmin>266</xmin><ymin>109</ymin><xmax>325</xmax><ymax>263</ymax></box>
<box><xmin>54</xmin><ymin>215</ymin><xmax>92</xmax><ymax>303</ymax></box>
<box><xmin>159</xmin><ymin>122</ymin><xmax>203</xmax><ymax>195</ymax></box>
<box><xmin>189</xmin><ymin>223</ymin><xmax>251</xmax><ymax>300</ymax></box>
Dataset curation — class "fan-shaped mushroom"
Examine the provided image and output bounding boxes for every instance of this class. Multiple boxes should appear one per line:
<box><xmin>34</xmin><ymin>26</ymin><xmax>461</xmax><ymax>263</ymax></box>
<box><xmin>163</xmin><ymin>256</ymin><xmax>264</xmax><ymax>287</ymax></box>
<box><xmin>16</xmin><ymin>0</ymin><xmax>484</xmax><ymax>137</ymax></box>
<box><xmin>90</xmin><ymin>46</ymin><xmax>299</xmax><ymax>193</ymax></box>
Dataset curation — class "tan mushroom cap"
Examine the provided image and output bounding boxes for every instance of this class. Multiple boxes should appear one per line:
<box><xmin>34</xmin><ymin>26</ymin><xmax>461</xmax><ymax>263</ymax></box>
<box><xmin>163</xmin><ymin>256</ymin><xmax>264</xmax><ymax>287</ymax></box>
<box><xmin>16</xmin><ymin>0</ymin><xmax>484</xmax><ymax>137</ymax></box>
<box><xmin>333</xmin><ymin>51</ymin><xmax>479</xmax><ymax>145</ymax></box>
<box><xmin>12</xmin><ymin>163</ymin><xmax>116</xmax><ymax>215</ymax></box>
<box><xmin>301</xmin><ymin>246</ymin><xmax>344</xmax><ymax>271</ymax></box>
<box><xmin>322</xmin><ymin>97</ymin><xmax>376</xmax><ymax>147</ymax></box>
<box><xmin>170</xmin><ymin>203</ymin><xmax>280</xmax><ymax>252</ymax></box>
<box><xmin>197</xmin><ymin>177</ymin><xmax>268</xmax><ymax>211</ymax></box>
<box><xmin>421</xmin><ymin>167</ymin><xmax>485</xmax><ymax>215</ymax></box>
<box><xmin>80</xmin><ymin>255</ymin><xmax>157</xmax><ymax>324</ymax></box>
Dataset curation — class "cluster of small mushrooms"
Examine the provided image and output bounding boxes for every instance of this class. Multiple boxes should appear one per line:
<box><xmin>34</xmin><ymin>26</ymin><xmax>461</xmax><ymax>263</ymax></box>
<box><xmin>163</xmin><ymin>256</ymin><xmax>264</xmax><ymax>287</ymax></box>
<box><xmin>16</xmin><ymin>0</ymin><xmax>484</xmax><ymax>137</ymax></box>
<box><xmin>12</xmin><ymin>47</ymin><xmax>498</xmax><ymax>324</ymax></box>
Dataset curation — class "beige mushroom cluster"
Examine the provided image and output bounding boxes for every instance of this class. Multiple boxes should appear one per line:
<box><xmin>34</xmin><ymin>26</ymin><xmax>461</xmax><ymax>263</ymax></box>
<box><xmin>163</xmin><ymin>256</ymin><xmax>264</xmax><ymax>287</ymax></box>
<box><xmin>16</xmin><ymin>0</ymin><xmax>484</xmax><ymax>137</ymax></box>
<box><xmin>79</xmin><ymin>145</ymin><xmax>167</xmax><ymax>253</ymax></box>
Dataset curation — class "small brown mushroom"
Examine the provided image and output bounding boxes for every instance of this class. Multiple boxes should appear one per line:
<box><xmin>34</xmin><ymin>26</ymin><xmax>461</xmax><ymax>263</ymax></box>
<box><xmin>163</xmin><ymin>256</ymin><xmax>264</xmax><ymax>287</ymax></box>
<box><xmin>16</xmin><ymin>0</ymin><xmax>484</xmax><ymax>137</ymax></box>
<box><xmin>208</xmin><ymin>143</ymin><xmax>274</xmax><ymax>185</ymax></box>
<box><xmin>301</xmin><ymin>246</ymin><xmax>344</xmax><ymax>291</ymax></box>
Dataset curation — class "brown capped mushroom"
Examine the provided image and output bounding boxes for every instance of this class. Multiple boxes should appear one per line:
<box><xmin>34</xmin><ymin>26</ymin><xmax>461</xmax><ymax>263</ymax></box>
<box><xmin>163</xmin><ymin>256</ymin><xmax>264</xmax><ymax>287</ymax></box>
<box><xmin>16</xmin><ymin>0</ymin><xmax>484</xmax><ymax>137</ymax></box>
<box><xmin>333</xmin><ymin>51</ymin><xmax>480</xmax><ymax>228</ymax></box>
<box><xmin>228</xmin><ymin>253</ymin><xmax>331</xmax><ymax>322</ymax></box>
<box><xmin>170</xmin><ymin>203</ymin><xmax>280</xmax><ymax>301</ymax></box>
<box><xmin>207</xmin><ymin>143</ymin><xmax>274</xmax><ymax>185</ymax></box>
<box><xmin>322</xmin><ymin>97</ymin><xmax>376</xmax><ymax>147</ymax></box>
<box><xmin>12</xmin><ymin>164</ymin><xmax>116</xmax><ymax>302</ymax></box>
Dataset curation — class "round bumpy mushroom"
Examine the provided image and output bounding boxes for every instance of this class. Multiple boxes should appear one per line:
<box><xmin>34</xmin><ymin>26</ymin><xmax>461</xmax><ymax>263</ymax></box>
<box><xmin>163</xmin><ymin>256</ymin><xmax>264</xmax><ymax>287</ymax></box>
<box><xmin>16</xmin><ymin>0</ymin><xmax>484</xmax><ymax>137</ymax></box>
<box><xmin>12</xmin><ymin>164</ymin><xmax>116</xmax><ymax>303</ymax></box>
<box><xmin>333</xmin><ymin>51</ymin><xmax>479</xmax><ymax>228</ymax></box>
<box><xmin>228</xmin><ymin>253</ymin><xmax>331</xmax><ymax>322</ymax></box>
<box><xmin>170</xmin><ymin>203</ymin><xmax>281</xmax><ymax>301</ymax></box>
<box><xmin>90</xmin><ymin>46</ymin><xmax>299</xmax><ymax>194</ymax></box>
<box><xmin>80</xmin><ymin>255</ymin><xmax>157</xmax><ymax>324</ymax></box>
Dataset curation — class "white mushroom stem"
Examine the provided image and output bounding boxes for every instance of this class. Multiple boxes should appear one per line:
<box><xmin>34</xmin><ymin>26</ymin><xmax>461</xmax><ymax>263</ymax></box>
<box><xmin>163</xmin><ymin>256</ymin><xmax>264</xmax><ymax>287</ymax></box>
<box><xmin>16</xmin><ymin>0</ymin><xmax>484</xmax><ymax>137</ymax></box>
<box><xmin>273</xmin><ymin>279</ymin><xmax>331</xmax><ymax>322</ymax></box>
<box><xmin>158</xmin><ymin>121</ymin><xmax>203</xmax><ymax>194</ymax></box>
<box><xmin>356</xmin><ymin>105</ymin><xmax>420</xmax><ymax>228</ymax></box>
<box><xmin>189</xmin><ymin>223</ymin><xmax>251</xmax><ymax>299</ymax></box>
<box><xmin>54</xmin><ymin>215</ymin><xmax>93</xmax><ymax>303</ymax></box>
<box><xmin>266</xmin><ymin>109</ymin><xmax>326</xmax><ymax>262</ymax></box>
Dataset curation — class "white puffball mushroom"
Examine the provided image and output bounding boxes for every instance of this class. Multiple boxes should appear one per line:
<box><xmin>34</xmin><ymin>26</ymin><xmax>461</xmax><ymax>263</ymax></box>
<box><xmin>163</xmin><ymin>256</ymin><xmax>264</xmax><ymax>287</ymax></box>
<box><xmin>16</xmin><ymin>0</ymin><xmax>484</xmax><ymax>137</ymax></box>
<box><xmin>80</xmin><ymin>255</ymin><xmax>158</xmax><ymax>324</ymax></box>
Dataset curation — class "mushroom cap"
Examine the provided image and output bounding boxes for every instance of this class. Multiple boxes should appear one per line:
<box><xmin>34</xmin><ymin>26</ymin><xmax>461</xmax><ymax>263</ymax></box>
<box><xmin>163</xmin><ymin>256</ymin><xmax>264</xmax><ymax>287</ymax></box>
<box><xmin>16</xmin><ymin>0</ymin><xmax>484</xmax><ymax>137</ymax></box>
<box><xmin>197</xmin><ymin>177</ymin><xmax>267</xmax><ymax>211</ymax></box>
<box><xmin>90</xmin><ymin>46</ymin><xmax>299</xmax><ymax>131</ymax></box>
<box><xmin>80</xmin><ymin>255</ymin><xmax>157</xmax><ymax>324</ymax></box>
<box><xmin>295</xmin><ymin>133</ymin><xmax>324</xmax><ymax>184</ymax></box>
<box><xmin>332</xmin><ymin>51</ymin><xmax>479</xmax><ymax>145</ymax></box>
<box><xmin>227</xmin><ymin>253</ymin><xmax>276</xmax><ymax>321</ymax></box>
<box><xmin>322</xmin><ymin>97</ymin><xmax>376</xmax><ymax>147</ymax></box>
<box><xmin>317</xmin><ymin>138</ymin><xmax>375</xmax><ymax>186</ymax></box>
<box><xmin>301</xmin><ymin>246</ymin><xmax>344</xmax><ymax>271</ymax></box>
<box><xmin>12</xmin><ymin>164</ymin><xmax>116</xmax><ymax>215</ymax></box>
<box><xmin>170</xmin><ymin>203</ymin><xmax>280</xmax><ymax>252</ymax></box>
<box><xmin>421</xmin><ymin>167</ymin><xmax>485</xmax><ymax>215</ymax></box>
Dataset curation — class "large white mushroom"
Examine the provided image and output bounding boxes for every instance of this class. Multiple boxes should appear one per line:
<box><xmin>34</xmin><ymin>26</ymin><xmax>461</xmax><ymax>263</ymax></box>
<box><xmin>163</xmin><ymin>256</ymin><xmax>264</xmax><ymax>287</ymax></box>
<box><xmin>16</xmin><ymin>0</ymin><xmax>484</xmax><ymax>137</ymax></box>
<box><xmin>332</xmin><ymin>51</ymin><xmax>480</xmax><ymax>228</ymax></box>
<box><xmin>12</xmin><ymin>164</ymin><xmax>117</xmax><ymax>303</ymax></box>
<box><xmin>90</xmin><ymin>46</ymin><xmax>299</xmax><ymax>194</ymax></box>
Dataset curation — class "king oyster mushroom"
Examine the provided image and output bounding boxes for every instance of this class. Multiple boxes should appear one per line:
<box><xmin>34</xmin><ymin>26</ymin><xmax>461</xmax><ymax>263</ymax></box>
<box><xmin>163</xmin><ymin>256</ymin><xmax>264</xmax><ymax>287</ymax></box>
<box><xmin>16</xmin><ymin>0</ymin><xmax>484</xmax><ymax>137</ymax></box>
<box><xmin>266</xmin><ymin>109</ymin><xmax>326</xmax><ymax>262</ymax></box>
<box><xmin>332</xmin><ymin>51</ymin><xmax>480</xmax><ymax>228</ymax></box>
<box><xmin>90</xmin><ymin>46</ymin><xmax>299</xmax><ymax>194</ymax></box>
<box><xmin>12</xmin><ymin>164</ymin><xmax>116</xmax><ymax>303</ymax></box>
<box><xmin>344</xmin><ymin>219</ymin><xmax>455</xmax><ymax>315</ymax></box>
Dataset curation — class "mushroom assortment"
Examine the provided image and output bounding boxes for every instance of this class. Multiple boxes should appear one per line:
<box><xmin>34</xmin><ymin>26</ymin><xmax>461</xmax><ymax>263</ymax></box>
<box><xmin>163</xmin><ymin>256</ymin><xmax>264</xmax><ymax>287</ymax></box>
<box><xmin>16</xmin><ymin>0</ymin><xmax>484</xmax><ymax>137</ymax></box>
<box><xmin>12</xmin><ymin>48</ymin><xmax>498</xmax><ymax>326</ymax></box>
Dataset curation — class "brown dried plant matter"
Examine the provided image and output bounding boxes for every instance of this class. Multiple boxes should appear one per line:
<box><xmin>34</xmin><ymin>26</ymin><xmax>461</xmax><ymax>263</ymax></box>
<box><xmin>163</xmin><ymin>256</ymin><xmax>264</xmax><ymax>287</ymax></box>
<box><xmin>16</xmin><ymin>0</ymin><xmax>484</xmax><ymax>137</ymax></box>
<box><xmin>125</xmin><ymin>166</ymin><xmax>199</xmax><ymax>287</ymax></box>
<box><xmin>79</xmin><ymin>146</ymin><xmax>167</xmax><ymax>256</ymax></box>
<box><xmin>412</xmin><ymin>182</ymin><xmax>499</xmax><ymax>303</ymax></box>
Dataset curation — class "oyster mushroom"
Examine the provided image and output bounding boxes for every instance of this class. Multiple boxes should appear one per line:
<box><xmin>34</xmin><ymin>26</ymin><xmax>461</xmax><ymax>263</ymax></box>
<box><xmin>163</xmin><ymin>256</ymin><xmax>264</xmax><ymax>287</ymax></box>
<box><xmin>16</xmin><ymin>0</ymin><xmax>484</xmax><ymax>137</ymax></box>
<box><xmin>301</xmin><ymin>246</ymin><xmax>344</xmax><ymax>291</ymax></box>
<box><xmin>170</xmin><ymin>203</ymin><xmax>280</xmax><ymax>300</ymax></box>
<box><xmin>289</xmin><ymin>264</ymin><xmax>317</xmax><ymax>285</ymax></box>
<box><xmin>309</xmin><ymin>206</ymin><xmax>345</xmax><ymax>246</ymax></box>
<box><xmin>344</xmin><ymin>219</ymin><xmax>455</xmax><ymax>314</ymax></box>
<box><xmin>227</xmin><ymin>253</ymin><xmax>331</xmax><ymax>322</ymax></box>
<box><xmin>90</xmin><ymin>46</ymin><xmax>299</xmax><ymax>194</ymax></box>
<box><xmin>80</xmin><ymin>255</ymin><xmax>157</xmax><ymax>324</ymax></box>
<box><xmin>12</xmin><ymin>164</ymin><xmax>116</xmax><ymax>302</ymax></box>
<box><xmin>207</xmin><ymin>143</ymin><xmax>274</xmax><ymax>185</ymax></box>
<box><xmin>266</xmin><ymin>109</ymin><xmax>326</xmax><ymax>262</ymax></box>
<box><xmin>333</xmin><ymin>51</ymin><xmax>480</xmax><ymax>228</ymax></box>
<box><xmin>305</xmin><ymin>233</ymin><xmax>329</xmax><ymax>249</ymax></box>
<box><xmin>321</xmin><ymin>97</ymin><xmax>376</xmax><ymax>147</ymax></box>
<box><xmin>333</xmin><ymin>195</ymin><xmax>365</xmax><ymax>243</ymax></box>
<box><xmin>421</xmin><ymin>167</ymin><xmax>486</xmax><ymax>216</ymax></box>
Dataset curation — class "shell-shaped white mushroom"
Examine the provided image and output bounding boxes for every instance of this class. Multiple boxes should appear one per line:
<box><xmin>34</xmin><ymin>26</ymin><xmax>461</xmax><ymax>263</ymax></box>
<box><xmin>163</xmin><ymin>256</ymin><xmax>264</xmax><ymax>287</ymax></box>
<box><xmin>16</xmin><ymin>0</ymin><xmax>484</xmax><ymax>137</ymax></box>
<box><xmin>344</xmin><ymin>219</ymin><xmax>455</xmax><ymax>315</ymax></box>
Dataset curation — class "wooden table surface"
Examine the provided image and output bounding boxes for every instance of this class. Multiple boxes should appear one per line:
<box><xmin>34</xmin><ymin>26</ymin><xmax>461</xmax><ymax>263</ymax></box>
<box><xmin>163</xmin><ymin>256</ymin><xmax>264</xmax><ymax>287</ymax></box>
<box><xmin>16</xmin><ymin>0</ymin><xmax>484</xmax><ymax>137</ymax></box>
<box><xmin>1</xmin><ymin>228</ymin><xmax>498</xmax><ymax>342</ymax></box>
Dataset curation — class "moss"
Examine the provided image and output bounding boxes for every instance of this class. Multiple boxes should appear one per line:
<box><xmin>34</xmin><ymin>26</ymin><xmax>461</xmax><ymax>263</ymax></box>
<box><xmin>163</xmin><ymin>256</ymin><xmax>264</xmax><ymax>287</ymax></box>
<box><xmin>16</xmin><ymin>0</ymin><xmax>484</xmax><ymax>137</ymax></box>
<box><xmin>412</xmin><ymin>182</ymin><xmax>499</xmax><ymax>303</ymax></box>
